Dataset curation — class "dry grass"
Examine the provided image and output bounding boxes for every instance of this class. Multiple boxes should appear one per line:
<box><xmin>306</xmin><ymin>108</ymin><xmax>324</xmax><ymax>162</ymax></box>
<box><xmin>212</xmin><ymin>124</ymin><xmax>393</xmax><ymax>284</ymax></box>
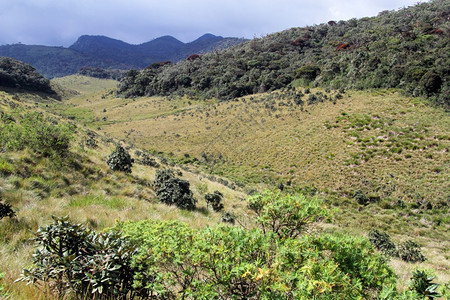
<box><xmin>2</xmin><ymin>80</ymin><xmax>448</xmax><ymax>297</ymax></box>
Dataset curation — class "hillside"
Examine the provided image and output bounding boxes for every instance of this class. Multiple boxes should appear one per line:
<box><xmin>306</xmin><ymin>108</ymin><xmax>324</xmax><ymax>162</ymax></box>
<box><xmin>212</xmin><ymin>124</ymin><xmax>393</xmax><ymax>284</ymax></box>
<box><xmin>117</xmin><ymin>0</ymin><xmax>450</xmax><ymax>108</ymax></box>
<box><xmin>0</xmin><ymin>57</ymin><xmax>54</xmax><ymax>93</ymax></box>
<box><xmin>0</xmin><ymin>34</ymin><xmax>245</xmax><ymax>78</ymax></box>
<box><xmin>1</xmin><ymin>75</ymin><xmax>448</xmax><ymax>298</ymax></box>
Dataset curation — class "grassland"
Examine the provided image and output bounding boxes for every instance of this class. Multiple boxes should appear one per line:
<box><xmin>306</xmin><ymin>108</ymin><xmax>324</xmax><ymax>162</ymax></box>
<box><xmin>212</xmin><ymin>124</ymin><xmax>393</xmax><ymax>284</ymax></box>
<box><xmin>39</xmin><ymin>76</ymin><xmax>449</xmax><ymax>289</ymax></box>
<box><xmin>0</xmin><ymin>76</ymin><xmax>448</xmax><ymax>297</ymax></box>
<box><xmin>0</xmin><ymin>88</ymin><xmax>249</xmax><ymax>298</ymax></box>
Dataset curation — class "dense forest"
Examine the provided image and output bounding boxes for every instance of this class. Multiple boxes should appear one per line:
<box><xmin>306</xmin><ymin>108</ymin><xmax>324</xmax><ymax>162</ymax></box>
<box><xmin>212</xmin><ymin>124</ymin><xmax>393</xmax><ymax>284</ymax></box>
<box><xmin>0</xmin><ymin>57</ymin><xmax>54</xmax><ymax>93</ymax></box>
<box><xmin>118</xmin><ymin>0</ymin><xmax>449</xmax><ymax>108</ymax></box>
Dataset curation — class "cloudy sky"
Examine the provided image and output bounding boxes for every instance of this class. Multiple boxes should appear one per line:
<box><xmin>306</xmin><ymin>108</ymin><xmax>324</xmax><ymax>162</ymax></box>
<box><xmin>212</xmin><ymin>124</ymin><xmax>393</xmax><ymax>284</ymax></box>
<box><xmin>0</xmin><ymin>0</ymin><xmax>422</xmax><ymax>46</ymax></box>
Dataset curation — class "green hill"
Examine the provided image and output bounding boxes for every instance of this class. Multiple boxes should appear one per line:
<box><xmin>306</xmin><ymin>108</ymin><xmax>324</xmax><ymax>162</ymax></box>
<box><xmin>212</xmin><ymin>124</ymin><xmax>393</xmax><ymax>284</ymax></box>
<box><xmin>0</xmin><ymin>57</ymin><xmax>54</xmax><ymax>93</ymax></box>
<box><xmin>117</xmin><ymin>0</ymin><xmax>449</xmax><ymax>108</ymax></box>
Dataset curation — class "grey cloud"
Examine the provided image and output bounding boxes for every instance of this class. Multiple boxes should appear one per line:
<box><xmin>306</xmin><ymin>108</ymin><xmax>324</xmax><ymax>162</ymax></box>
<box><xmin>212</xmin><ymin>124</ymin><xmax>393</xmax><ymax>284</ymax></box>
<box><xmin>0</xmin><ymin>0</ymin><xmax>421</xmax><ymax>46</ymax></box>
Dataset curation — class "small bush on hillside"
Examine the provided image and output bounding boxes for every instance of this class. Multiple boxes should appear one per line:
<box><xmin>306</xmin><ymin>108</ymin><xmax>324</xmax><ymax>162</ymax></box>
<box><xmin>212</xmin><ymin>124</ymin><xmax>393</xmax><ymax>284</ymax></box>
<box><xmin>106</xmin><ymin>145</ymin><xmax>134</xmax><ymax>173</ymax></box>
<box><xmin>247</xmin><ymin>190</ymin><xmax>329</xmax><ymax>239</ymax></box>
<box><xmin>221</xmin><ymin>211</ymin><xmax>236</xmax><ymax>224</ymax></box>
<box><xmin>0</xmin><ymin>111</ymin><xmax>74</xmax><ymax>158</ymax></box>
<box><xmin>153</xmin><ymin>169</ymin><xmax>196</xmax><ymax>210</ymax></box>
<box><xmin>369</xmin><ymin>229</ymin><xmax>426</xmax><ymax>262</ymax></box>
<box><xmin>135</xmin><ymin>152</ymin><xmax>159</xmax><ymax>168</ymax></box>
<box><xmin>205</xmin><ymin>190</ymin><xmax>224</xmax><ymax>211</ymax></box>
<box><xmin>368</xmin><ymin>229</ymin><xmax>397</xmax><ymax>256</ymax></box>
<box><xmin>397</xmin><ymin>240</ymin><xmax>426</xmax><ymax>263</ymax></box>
<box><xmin>0</xmin><ymin>198</ymin><xmax>15</xmax><ymax>219</ymax></box>
<box><xmin>353</xmin><ymin>189</ymin><xmax>369</xmax><ymax>205</ymax></box>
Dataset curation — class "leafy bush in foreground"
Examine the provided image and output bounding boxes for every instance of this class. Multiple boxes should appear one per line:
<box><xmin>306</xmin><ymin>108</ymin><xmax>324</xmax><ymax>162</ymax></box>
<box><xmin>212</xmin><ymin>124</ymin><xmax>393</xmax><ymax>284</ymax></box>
<box><xmin>114</xmin><ymin>219</ymin><xmax>396</xmax><ymax>299</ymax></box>
<box><xmin>19</xmin><ymin>216</ymin><xmax>144</xmax><ymax>299</ymax></box>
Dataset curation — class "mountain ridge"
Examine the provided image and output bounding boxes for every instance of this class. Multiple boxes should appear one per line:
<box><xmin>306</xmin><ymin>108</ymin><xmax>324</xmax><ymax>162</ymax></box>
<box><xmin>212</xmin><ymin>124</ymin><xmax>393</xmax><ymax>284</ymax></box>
<box><xmin>0</xmin><ymin>34</ymin><xmax>246</xmax><ymax>78</ymax></box>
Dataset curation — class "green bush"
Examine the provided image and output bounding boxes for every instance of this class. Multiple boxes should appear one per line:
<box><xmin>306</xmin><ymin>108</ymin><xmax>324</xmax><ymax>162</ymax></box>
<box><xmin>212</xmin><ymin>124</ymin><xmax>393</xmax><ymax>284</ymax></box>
<box><xmin>397</xmin><ymin>240</ymin><xmax>426</xmax><ymax>263</ymax></box>
<box><xmin>19</xmin><ymin>216</ymin><xmax>143</xmax><ymax>299</ymax></box>
<box><xmin>114</xmin><ymin>219</ymin><xmax>397</xmax><ymax>299</ymax></box>
<box><xmin>153</xmin><ymin>169</ymin><xmax>196</xmax><ymax>210</ymax></box>
<box><xmin>247</xmin><ymin>190</ymin><xmax>330</xmax><ymax>239</ymax></box>
<box><xmin>409</xmin><ymin>270</ymin><xmax>441</xmax><ymax>299</ymax></box>
<box><xmin>204</xmin><ymin>190</ymin><xmax>224</xmax><ymax>211</ymax></box>
<box><xmin>0</xmin><ymin>198</ymin><xmax>15</xmax><ymax>219</ymax></box>
<box><xmin>0</xmin><ymin>111</ymin><xmax>74</xmax><ymax>157</ymax></box>
<box><xmin>106</xmin><ymin>145</ymin><xmax>134</xmax><ymax>173</ymax></box>
<box><xmin>368</xmin><ymin>229</ymin><xmax>397</xmax><ymax>256</ymax></box>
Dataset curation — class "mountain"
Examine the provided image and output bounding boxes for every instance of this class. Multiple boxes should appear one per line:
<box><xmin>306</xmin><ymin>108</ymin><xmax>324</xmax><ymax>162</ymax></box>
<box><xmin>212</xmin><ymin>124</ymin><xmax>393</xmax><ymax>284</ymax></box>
<box><xmin>0</xmin><ymin>34</ymin><xmax>246</xmax><ymax>78</ymax></box>
<box><xmin>117</xmin><ymin>0</ymin><xmax>449</xmax><ymax>108</ymax></box>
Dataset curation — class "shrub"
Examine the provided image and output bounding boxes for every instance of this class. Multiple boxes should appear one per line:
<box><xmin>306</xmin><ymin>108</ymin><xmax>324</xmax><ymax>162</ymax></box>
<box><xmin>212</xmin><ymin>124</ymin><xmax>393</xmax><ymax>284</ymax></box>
<box><xmin>135</xmin><ymin>152</ymin><xmax>159</xmax><ymax>168</ymax></box>
<box><xmin>106</xmin><ymin>145</ymin><xmax>134</xmax><ymax>173</ymax></box>
<box><xmin>353</xmin><ymin>189</ymin><xmax>369</xmax><ymax>205</ymax></box>
<box><xmin>0</xmin><ymin>111</ymin><xmax>74</xmax><ymax>157</ymax></box>
<box><xmin>409</xmin><ymin>270</ymin><xmax>441</xmax><ymax>299</ymax></box>
<box><xmin>221</xmin><ymin>211</ymin><xmax>236</xmax><ymax>224</ymax></box>
<box><xmin>115</xmin><ymin>219</ymin><xmax>396</xmax><ymax>299</ymax></box>
<box><xmin>247</xmin><ymin>190</ymin><xmax>330</xmax><ymax>239</ymax></box>
<box><xmin>19</xmin><ymin>216</ymin><xmax>143</xmax><ymax>299</ymax></box>
<box><xmin>397</xmin><ymin>240</ymin><xmax>426</xmax><ymax>262</ymax></box>
<box><xmin>153</xmin><ymin>169</ymin><xmax>196</xmax><ymax>210</ymax></box>
<box><xmin>296</xmin><ymin>65</ymin><xmax>321</xmax><ymax>81</ymax></box>
<box><xmin>368</xmin><ymin>229</ymin><xmax>397</xmax><ymax>256</ymax></box>
<box><xmin>0</xmin><ymin>198</ymin><xmax>15</xmax><ymax>219</ymax></box>
<box><xmin>205</xmin><ymin>190</ymin><xmax>224</xmax><ymax>211</ymax></box>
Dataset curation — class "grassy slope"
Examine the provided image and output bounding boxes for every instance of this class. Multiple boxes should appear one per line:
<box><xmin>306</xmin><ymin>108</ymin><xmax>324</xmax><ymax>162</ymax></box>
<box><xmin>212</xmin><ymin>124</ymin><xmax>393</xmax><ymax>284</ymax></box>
<box><xmin>0</xmin><ymin>85</ymin><xmax>248</xmax><ymax>298</ymax></box>
<box><xmin>44</xmin><ymin>77</ymin><xmax>449</xmax><ymax>288</ymax></box>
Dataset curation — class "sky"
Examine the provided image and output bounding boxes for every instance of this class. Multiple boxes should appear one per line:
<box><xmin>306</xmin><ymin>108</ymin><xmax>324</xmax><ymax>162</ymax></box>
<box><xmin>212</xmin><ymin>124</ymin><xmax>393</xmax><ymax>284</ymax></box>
<box><xmin>0</xmin><ymin>0</ymin><xmax>423</xmax><ymax>47</ymax></box>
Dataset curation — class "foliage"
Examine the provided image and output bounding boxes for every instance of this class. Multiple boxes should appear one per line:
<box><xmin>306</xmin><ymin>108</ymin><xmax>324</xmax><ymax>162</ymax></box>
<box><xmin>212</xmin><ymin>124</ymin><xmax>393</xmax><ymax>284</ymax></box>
<box><xmin>368</xmin><ymin>229</ymin><xmax>397</xmax><ymax>256</ymax></box>
<box><xmin>77</xmin><ymin>67</ymin><xmax>127</xmax><ymax>80</ymax></box>
<box><xmin>409</xmin><ymin>270</ymin><xmax>441</xmax><ymax>299</ymax></box>
<box><xmin>19</xmin><ymin>216</ymin><xmax>144</xmax><ymax>299</ymax></box>
<box><xmin>0</xmin><ymin>57</ymin><xmax>53</xmax><ymax>92</ymax></box>
<box><xmin>204</xmin><ymin>190</ymin><xmax>224</xmax><ymax>211</ymax></box>
<box><xmin>153</xmin><ymin>169</ymin><xmax>196</xmax><ymax>210</ymax></box>
<box><xmin>353</xmin><ymin>189</ymin><xmax>369</xmax><ymax>205</ymax></box>
<box><xmin>135</xmin><ymin>150</ymin><xmax>159</xmax><ymax>168</ymax></box>
<box><xmin>397</xmin><ymin>240</ymin><xmax>426</xmax><ymax>263</ymax></box>
<box><xmin>106</xmin><ymin>145</ymin><xmax>134</xmax><ymax>173</ymax></box>
<box><xmin>114</xmin><ymin>219</ymin><xmax>397</xmax><ymax>299</ymax></box>
<box><xmin>0</xmin><ymin>110</ymin><xmax>74</xmax><ymax>157</ymax></box>
<box><xmin>247</xmin><ymin>190</ymin><xmax>330</xmax><ymax>239</ymax></box>
<box><xmin>0</xmin><ymin>198</ymin><xmax>15</xmax><ymax>219</ymax></box>
<box><xmin>368</xmin><ymin>230</ymin><xmax>426</xmax><ymax>262</ymax></box>
<box><xmin>117</xmin><ymin>0</ymin><xmax>450</xmax><ymax>107</ymax></box>
<box><xmin>0</xmin><ymin>270</ymin><xmax>6</xmax><ymax>297</ymax></box>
